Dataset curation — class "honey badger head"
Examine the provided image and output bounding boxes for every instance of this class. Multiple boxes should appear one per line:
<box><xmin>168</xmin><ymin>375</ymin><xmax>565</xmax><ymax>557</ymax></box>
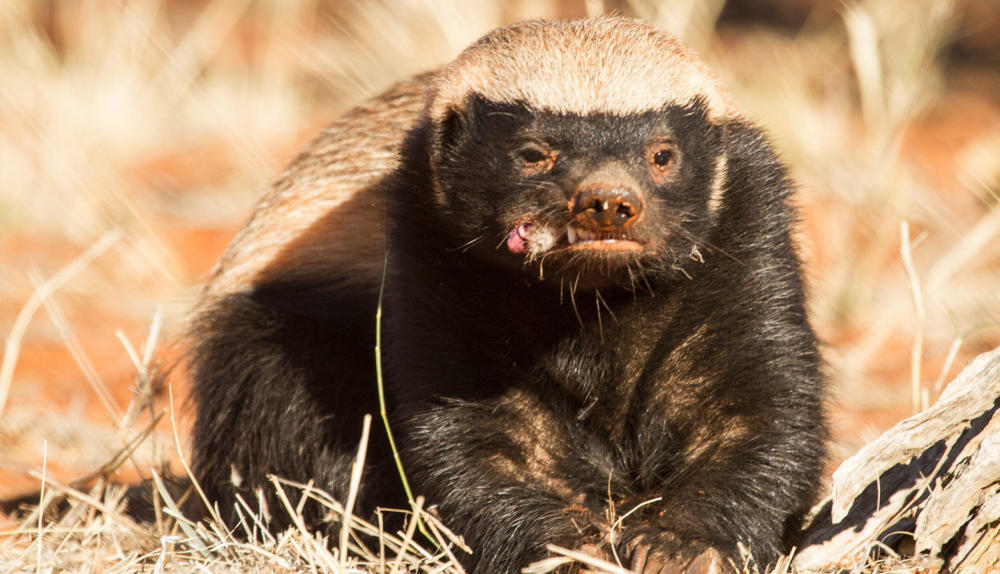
<box><xmin>424</xmin><ymin>18</ymin><xmax>740</xmax><ymax>290</ymax></box>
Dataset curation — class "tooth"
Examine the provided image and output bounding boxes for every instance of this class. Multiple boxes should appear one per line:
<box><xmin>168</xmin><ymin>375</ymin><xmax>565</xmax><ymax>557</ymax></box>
<box><xmin>567</xmin><ymin>227</ymin><xmax>577</xmax><ymax>244</ymax></box>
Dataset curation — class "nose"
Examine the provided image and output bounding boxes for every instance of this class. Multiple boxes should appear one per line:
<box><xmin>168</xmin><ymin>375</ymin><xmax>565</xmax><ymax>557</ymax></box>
<box><xmin>570</xmin><ymin>186</ymin><xmax>643</xmax><ymax>231</ymax></box>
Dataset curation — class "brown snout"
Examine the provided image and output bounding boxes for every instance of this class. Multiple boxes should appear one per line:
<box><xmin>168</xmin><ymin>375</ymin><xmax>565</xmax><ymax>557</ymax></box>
<box><xmin>570</xmin><ymin>165</ymin><xmax>644</xmax><ymax>233</ymax></box>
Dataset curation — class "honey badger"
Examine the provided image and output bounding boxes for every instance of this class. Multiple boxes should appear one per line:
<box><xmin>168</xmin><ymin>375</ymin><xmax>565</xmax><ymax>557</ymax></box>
<box><xmin>189</xmin><ymin>17</ymin><xmax>826</xmax><ymax>573</ymax></box>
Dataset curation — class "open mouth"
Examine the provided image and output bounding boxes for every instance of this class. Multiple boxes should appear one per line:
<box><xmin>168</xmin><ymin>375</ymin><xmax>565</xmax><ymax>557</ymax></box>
<box><xmin>506</xmin><ymin>222</ymin><xmax>644</xmax><ymax>256</ymax></box>
<box><xmin>563</xmin><ymin>226</ymin><xmax>644</xmax><ymax>253</ymax></box>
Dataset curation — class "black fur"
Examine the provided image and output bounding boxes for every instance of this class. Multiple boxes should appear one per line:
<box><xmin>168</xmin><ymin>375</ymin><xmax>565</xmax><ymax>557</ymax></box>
<box><xmin>189</xmin><ymin>94</ymin><xmax>826</xmax><ymax>572</ymax></box>
<box><xmin>188</xmin><ymin>281</ymin><xmax>406</xmax><ymax>533</ymax></box>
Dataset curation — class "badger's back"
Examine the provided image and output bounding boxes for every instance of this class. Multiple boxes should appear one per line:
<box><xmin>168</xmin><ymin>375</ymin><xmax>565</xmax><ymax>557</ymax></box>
<box><xmin>204</xmin><ymin>73</ymin><xmax>433</xmax><ymax>299</ymax></box>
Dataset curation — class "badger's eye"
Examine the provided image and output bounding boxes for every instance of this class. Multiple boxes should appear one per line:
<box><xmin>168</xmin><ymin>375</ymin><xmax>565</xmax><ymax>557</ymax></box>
<box><xmin>647</xmin><ymin>142</ymin><xmax>677</xmax><ymax>184</ymax></box>
<box><xmin>519</xmin><ymin>147</ymin><xmax>547</xmax><ymax>164</ymax></box>
<box><xmin>653</xmin><ymin>150</ymin><xmax>673</xmax><ymax>167</ymax></box>
<box><xmin>517</xmin><ymin>145</ymin><xmax>556</xmax><ymax>176</ymax></box>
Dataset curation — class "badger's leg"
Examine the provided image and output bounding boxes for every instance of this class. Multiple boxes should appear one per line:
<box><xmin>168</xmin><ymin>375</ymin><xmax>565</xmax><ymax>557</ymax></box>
<box><xmin>396</xmin><ymin>388</ymin><xmax>623</xmax><ymax>574</ymax></box>
<box><xmin>187</xmin><ymin>283</ymin><xmax>402</xmax><ymax>534</ymax></box>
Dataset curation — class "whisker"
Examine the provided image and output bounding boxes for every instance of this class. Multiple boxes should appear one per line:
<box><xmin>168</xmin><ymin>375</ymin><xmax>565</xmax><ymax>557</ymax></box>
<box><xmin>486</xmin><ymin>111</ymin><xmax>519</xmax><ymax>119</ymax></box>
<box><xmin>633</xmin><ymin>260</ymin><xmax>655</xmax><ymax>297</ymax></box>
<box><xmin>673</xmin><ymin>264</ymin><xmax>693</xmax><ymax>280</ymax></box>
<box><xmin>663</xmin><ymin>215</ymin><xmax>743</xmax><ymax>266</ymax></box>
<box><xmin>568</xmin><ymin>273</ymin><xmax>584</xmax><ymax>327</ymax></box>
<box><xmin>450</xmin><ymin>233</ymin><xmax>489</xmax><ymax>252</ymax></box>
<box><xmin>594</xmin><ymin>288</ymin><xmax>619</xmax><ymax>325</ymax></box>
<box><xmin>595</xmin><ymin>291</ymin><xmax>604</xmax><ymax>343</ymax></box>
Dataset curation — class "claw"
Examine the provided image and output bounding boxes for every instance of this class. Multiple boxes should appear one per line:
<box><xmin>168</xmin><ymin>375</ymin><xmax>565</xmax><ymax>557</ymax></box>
<box><xmin>628</xmin><ymin>546</ymin><xmax>726</xmax><ymax>574</ymax></box>
<box><xmin>630</xmin><ymin>542</ymin><xmax>649</xmax><ymax>572</ymax></box>
<box><xmin>681</xmin><ymin>548</ymin><xmax>725</xmax><ymax>574</ymax></box>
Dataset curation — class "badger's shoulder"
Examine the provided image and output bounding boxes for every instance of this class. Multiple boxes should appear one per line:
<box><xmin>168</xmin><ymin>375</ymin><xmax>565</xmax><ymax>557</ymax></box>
<box><xmin>204</xmin><ymin>72</ymin><xmax>434</xmax><ymax>298</ymax></box>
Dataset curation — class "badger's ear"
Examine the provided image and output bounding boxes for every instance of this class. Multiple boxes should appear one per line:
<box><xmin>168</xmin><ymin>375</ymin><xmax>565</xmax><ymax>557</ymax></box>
<box><xmin>429</xmin><ymin>94</ymin><xmax>484</xmax><ymax>167</ymax></box>
<box><xmin>438</xmin><ymin>106</ymin><xmax>470</xmax><ymax>160</ymax></box>
<box><xmin>425</xmin><ymin>98</ymin><xmax>465</xmax><ymax>207</ymax></box>
<box><xmin>427</xmin><ymin>95</ymin><xmax>487</xmax><ymax>206</ymax></box>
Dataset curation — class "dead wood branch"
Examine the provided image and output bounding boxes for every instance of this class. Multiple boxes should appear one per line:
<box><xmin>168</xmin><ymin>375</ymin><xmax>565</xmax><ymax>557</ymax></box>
<box><xmin>795</xmin><ymin>346</ymin><xmax>1000</xmax><ymax>571</ymax></box>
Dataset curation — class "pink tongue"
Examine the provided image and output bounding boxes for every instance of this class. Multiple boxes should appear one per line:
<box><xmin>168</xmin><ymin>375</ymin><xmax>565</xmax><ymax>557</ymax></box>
<box><xmin>506</xmin><ymin>223</ymin><xmax>530</xmax><ymax>254</ymax></box>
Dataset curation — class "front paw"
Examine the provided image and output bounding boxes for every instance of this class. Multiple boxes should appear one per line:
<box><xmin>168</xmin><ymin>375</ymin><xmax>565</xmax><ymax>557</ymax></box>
<box><xmin>573</xmin><ymin>542</ymin><xmax>617</xmax><ymax>573</ymax></box>
<box><xmin>629</xmin><ymin>543</ymin><xmax>727</xmax><ymax>574</ymax></box>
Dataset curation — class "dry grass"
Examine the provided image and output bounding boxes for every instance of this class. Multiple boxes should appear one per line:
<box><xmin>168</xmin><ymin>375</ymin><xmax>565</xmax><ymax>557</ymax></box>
<box><xmin>1</xmin><ymin>0</ymin><xmax>999</xmax><ymax>571</ymax></box>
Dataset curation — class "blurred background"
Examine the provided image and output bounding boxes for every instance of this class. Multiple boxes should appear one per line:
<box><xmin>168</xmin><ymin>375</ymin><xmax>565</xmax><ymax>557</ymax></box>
<box><xmin>1</xmin><ymin>0</ymin><xmax>998</xmax><ymax>507</ymax></box>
